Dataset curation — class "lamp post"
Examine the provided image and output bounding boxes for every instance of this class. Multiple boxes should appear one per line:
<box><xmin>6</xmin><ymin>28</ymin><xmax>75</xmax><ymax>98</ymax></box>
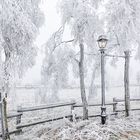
<box><xmin>97</xmin><ymin>35</ymin><xmax>108</xmax><ymax>124</ymax></box>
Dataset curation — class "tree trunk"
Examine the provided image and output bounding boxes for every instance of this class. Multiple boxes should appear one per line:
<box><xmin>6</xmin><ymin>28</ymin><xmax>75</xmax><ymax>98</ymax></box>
<box><xmin>124</xmin><ymin>51</ymin><xmax>130</xmax><ymax>117</ymax></box>
<box><xmin>0</xmin><ymin>96</ymin><xmax>10</xmax><ymax>140</ymax></box>
<box><xmin>0</xmin><ymin>93</ymin><xmax>5</xmax><ymax>140</ymax></box>
<box><xmin>1</xmin><ymin>49</ymin><xmax>11</xmax><ymax>139</ymax></box>
<box><xmin>3</xmin><ymin>98</ymin><xmax>10</xmax><ymax>139</ymax></box>
<box><xmin>4</xmin><ymin>50</ymin><xmax>10</xmax><ymax>98</ymax></box>
<box><xmin>79</xmin><ymin>42</ymin><xmax>88</xmax><ymax>120</ymax></box>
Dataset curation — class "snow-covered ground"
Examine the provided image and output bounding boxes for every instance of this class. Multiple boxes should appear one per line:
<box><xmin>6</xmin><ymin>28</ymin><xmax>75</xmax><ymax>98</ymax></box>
<box><xmin>3</xmin><ymin>87</ymin><xmax>140</xmax><ymax>140</ymax></box>
<box><xmin>5</xmin><ymin>97</ymin><xmax>140</xmax><ymax>140</ymax></box>
<box><xmin>10</xmin><ymin>111</ymin><xmax>140</xmax><ymax>140</ymax></box>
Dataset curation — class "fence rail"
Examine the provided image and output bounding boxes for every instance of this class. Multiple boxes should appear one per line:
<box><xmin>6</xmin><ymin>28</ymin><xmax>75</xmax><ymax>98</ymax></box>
<box><xmin>0</xmin><ymin>129</ymin><xmax>22</xmax><ymax>138</ymax></box>
<box><xmin>16</xmin><ymin>115</ymin><xmax>72</xmax><ymax>129</ymax></box>
<box><xmin>115</xmin><ymin>98</ymin><xmax>140</xmax><ymax>102</ymax></box>
<box><xmin>74</xmin><ymin>102</ymin><xmax>117</xmax><ymax>108</ymax></box>
<box><xmin>0</xmin><ymin>112</ymin><xmax>23</xmax><ymax>119</ymax></box>
<box><xmin>112</xmin><ymin>98</ymin><xmax>140</xmax><ymax>113</ymax></box>
<box><xmin>116</xmin><ymin>108</ymin><xmax>140</xmax><ymax>112</ymax></box>
<box><xmin>17</xmin><ymin>101</ymin><xmax>76</xmax><ymax>112</ymax></box>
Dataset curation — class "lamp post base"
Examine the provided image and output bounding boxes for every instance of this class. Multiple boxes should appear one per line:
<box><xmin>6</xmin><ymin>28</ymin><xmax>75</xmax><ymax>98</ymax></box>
<box><xmin>101</xmin><ymin>115</ymin><xmax>106</xmax><ymax>124</ymax></box>
<box><xmin>101</xmin><ymin>106</ymin><xmax>106</xmax><ymax>124</ymax></box>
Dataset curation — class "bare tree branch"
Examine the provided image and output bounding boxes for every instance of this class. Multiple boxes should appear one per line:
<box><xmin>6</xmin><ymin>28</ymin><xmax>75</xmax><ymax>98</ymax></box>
<box><xmin>51</xmin><ymin>39</ymin><xmax>75</xmax><ymax>54</ymax></box>
<box><xmin>61</xmin><ymin>39</ymin><xmax>75</xmax><ymax>44</ymax></box>
<box><xmin>113</xmin><ymin>30</ymin><xmax>120</xmax><ymax>47</ymax></box>
<box><xmin>68</xmin><ymin>55</ymin><xmax>79</xmax><ymax>63</ymax></box>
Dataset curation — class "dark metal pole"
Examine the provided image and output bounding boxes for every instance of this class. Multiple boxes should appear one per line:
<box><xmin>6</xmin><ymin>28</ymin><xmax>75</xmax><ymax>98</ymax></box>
<box><xmin>100</xmin><ymin>49</ymin><xmax>106</xmax><ymax>124</ymax></box>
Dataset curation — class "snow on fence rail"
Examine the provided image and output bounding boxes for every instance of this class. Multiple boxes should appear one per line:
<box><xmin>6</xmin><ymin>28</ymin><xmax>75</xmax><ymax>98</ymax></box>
<box><xmin>73</xmin><ymin>102</ymin><xmax>117</xmax><ymax>108</ymax></box>
<box><xmin>17</xmin><ymin>101</ymin><xmax>76</xmax><ymax>112</ymax></box>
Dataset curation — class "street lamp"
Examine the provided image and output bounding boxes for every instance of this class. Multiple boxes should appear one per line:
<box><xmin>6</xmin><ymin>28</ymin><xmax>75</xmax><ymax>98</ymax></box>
<box><xmin>97</xmin><ymin>35</ymin><xmax>108</xmax><ymax>124</ymax></box>
<box><xmin>97</xmin><ymin>35</ymin><xmax>108</xmax><ymax>49</ymax></box>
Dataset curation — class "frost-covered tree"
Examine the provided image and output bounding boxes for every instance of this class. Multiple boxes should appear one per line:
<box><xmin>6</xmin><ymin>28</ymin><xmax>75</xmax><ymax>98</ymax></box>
<box><xmin>42</xmin><ymin>0</ymin><xmax>103</xmax><ymax>119</ymax></box>
<box><xmin>59</xmin><ymin>0</ymin><xmax>104</xmax><ymax>119</ymax></box>
<box><xmin>88</xmin><ymin>55</ymin><xmax>100</xmax><ymax>101</ymax></box>
<box><xmin>0</xmin><ymin>0</ymin><xmax>44</xmax><ymax>97</ymax></box>
<box><xmin>106</xmin><ymin>0</ymin><xmax>140</xmax><ymax>55</ymax></box>
<box><xmin>106</xmin><ymin>0</ymin><xmax>140</xmax><ymax>102</ymax></box>
<box><xmin>41</xmin><ymin>27</ymin><xmax>75</xmax><ymax>103</ymax></box>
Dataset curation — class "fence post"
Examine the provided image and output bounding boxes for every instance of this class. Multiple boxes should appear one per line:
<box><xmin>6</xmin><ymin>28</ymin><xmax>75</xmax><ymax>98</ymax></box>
<box><xmin>16</xmin><ymin>106</ymin><xmax>22</xmax><ymax>135</ymax></box>
<box><xmin>113</xmin><ymin>98</ymin><xmax>118</xmax><ymax>117</ymax></box>
<box><xmin>0</xmin><ymin>93</ymin><xmax>5</xmax><ymax>140</ymax></box>
<box><xmin>70</xmin><ymin>101</ymin><xmax>76</xmax><ymax>122</ymax></box>
<box><xmin>113</xmin><ymin>98</ymin><xmax>117</xmax><ymax>113</ymax></box>
<box><xmin>3</xmin><ymin>98</ymin><xmax>10</xmax><ymax>140</ymax></box>
<box><xmin>0</xmin><ymin>94</ymin><xmax>10</xmax><ymax>140</ymax></box>
<box><xmin>16</xmin><ymin>106</ymin><xmax>22</xmax><ymax>125</ymax></box>
<box><xmin>124</xmin><ymin>51</ymin><xmax>130</xmax><ymax>117</ymax></box>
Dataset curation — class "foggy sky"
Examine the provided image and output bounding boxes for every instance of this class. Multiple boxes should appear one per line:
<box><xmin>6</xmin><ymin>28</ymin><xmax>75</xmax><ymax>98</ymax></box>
<box><xmin>20</xmin><ymin>0</ymin><xmax>140</xmax><ymax>85</ymax></box>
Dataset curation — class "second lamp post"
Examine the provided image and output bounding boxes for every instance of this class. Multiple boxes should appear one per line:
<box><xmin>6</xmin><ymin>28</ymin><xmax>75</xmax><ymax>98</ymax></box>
<box><xmin>97</xmin><ymin>35</ymin><xmax>108</xmax><ymax>124</ymax></box>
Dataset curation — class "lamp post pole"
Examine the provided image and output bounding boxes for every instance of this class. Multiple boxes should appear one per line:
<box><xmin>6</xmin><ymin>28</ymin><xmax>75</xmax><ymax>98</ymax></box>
<box><xmin>97</xmin><ymin>35</ymin><xmax>108</xmax><ymax>125</ymax></box>
<box><xmin>100</xmin><ymin>48</ymin><xmax>106</xmax><ymax>124</ymax></box>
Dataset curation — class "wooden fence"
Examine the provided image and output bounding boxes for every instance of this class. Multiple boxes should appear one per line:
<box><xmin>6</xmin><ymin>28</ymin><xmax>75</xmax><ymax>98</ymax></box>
<box><xmin>16</xmin><ymin>101</ymin><xmax>76</xmax><ymax>129</ymax></box>
<box><xmin>73</xmin><ymin>102</ymin><xmax>118</xmax><ymax>119</ymax></box>
<box><xmin>0</xmin><ymin>100</ymin><xmax>76</xmax><ymax>139</ymax></box>
<box><xmin>113</xmin><ymin>98</ymin><xmax>140</xmax><ymax>113</ymax></box>
<box><xmin>1</xmin><ymin>98</ymin><xmax>140</xmax><ymax>139</ymax></box>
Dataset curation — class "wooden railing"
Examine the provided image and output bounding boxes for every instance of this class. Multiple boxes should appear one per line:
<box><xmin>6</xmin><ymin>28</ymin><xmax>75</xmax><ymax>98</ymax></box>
<box><xmin>16</xmin><ymin>101</ymin><xmax>76</xmax><ymax>129</ymax></box>
<box><xmin>113</xmin><ymin>98</ymin><xmax>140</xmax><ymax>113</ymax></box>
<box><xmin>17</xmin><ymin>101</ymin><xmax>76</xmax><ymax>112</ymax></box>
<box><xmin>73</xmin><ymin>102</ymin><xmax>118</xmax><ymax>119</ymax></box>
<box><xmin>0</xmin><ymin>100</ymin><xmax>76</xmax><ymax>138</ymax></box>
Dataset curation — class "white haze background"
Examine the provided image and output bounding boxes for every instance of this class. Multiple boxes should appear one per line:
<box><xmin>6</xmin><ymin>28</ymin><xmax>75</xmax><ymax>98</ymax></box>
<box><xmin>21</xmin><ymin>0</ymin><xmax>140</xmax><ymax>86</ymax></box>
<box><xmin>21</xmin><ymin>0</ymin><xmax>61</xmax><ymax>85</ymax></box>
<box><xmin>1</xmin><ymin>0</ymin><xmax>140</xmax><ymax>139</ymax></box>
<box><xmin>15</xmin><ymin>0</ymin><xmax>140</xmax><ymax>106</ymax></box>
